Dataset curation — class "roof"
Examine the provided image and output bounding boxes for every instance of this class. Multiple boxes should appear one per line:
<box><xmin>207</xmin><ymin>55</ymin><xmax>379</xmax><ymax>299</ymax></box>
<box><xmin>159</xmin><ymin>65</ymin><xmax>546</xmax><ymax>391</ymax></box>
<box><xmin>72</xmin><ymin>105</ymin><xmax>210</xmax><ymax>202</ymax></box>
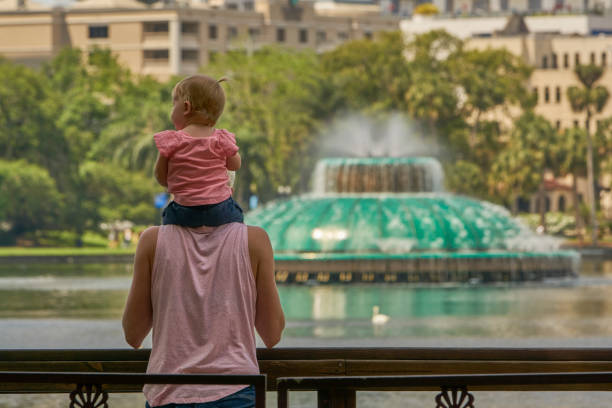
<box><xmin>69</xmin><ymin>0</ymin><xmax>145</xmax><ymax>9</ymax></box>
<box><xmin>496</xmin><ymin>13</ymin><xmax>530</xmax><ymax>36</ymax></box>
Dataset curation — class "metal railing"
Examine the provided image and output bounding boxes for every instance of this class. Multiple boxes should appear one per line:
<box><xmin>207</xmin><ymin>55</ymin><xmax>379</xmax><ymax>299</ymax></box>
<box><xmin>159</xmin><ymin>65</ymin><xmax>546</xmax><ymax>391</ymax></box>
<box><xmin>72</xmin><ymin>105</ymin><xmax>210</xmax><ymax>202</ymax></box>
<box><xmin>4</xmin><ymin>347</ymin><xmax>612</xmax><ymax>407</ymax></box>
<box><xmin>277</xmin><ymin>372</ymin><xmax>612</xmax><ymax>408</ymax></box>
<box><xmin>0</xmin><ymin>371</ymin><xmax>266</xmax><ymax>407</ymax></box>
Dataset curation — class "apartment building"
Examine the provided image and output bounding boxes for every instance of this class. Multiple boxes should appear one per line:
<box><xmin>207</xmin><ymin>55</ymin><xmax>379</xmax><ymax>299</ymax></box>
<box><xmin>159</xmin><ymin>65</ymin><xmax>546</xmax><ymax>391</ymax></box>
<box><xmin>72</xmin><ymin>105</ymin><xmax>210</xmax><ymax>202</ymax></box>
<box><xmin>0</xmin><ymin>0</ymin><xmax>399</xmax><ymax>79</ymax></box>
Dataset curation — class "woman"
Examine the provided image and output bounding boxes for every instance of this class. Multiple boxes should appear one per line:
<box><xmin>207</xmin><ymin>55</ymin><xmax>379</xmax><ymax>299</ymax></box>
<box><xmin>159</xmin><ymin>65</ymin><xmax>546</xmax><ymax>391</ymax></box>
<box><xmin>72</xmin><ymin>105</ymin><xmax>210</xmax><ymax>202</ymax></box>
<box><xmin>122</xmin><ymin>222</ymin><xmax>285</xmax><ymax>407</ymax></box>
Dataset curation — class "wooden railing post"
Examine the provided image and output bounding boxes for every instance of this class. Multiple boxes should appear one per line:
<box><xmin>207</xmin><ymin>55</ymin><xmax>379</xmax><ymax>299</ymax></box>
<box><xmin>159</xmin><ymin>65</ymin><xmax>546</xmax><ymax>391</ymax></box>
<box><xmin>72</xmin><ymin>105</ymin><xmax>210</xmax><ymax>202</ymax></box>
<box><xmin>317</xmin><ymin>389</ymin><xmax>356</xmax><ymax>408</ymax></box>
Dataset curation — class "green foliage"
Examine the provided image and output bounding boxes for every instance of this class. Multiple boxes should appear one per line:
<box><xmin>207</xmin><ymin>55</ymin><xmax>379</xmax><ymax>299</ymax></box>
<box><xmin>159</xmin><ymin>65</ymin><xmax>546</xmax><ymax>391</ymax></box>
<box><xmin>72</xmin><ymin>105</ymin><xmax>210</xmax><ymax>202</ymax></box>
<box><xmin>322</xmin><ymin>31</ymin><xmax>410</xmax><ymax>115</ymax></box>
<box><xmin>0</xmin><ymin>160</ymin><xmax>63</xmax><ymax>242</ymax></box>
<box><xmin>517</xmin><ymin>212</ymin><xmax>576</xmax><ymax>236</ymax></box>
<box><xmin>444</xmin><ymin>160</ymin><xmax>490</xmax><ymax>199</ymax></box>
<box><xmin>207</xmin><ymin>47</ymin><xmax>332</xmax><ymax>200</ymax></box>
<box><xmin>2</xmin><ymin>32</ymin><xmax>610</xmax><ymax>245</ymax></box>
<box><xmin>489</xmin><ymin>112</ymin><xmax>557</xmax><ymax>205</ymax></box>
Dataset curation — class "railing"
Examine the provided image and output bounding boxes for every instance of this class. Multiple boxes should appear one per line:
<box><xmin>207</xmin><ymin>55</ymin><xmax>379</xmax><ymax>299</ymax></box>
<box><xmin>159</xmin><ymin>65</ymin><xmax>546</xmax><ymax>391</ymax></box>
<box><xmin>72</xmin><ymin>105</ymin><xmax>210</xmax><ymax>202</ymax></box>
<box><xmin>277</xmin><ymin>372</ymin><xmax>612</xmax><ymax>408</ymax></box>
<box><xmin>3</xmin><ymin>348</ymin><xmax>612</xmax><ymax>406</ymax></box>
<box><xmin>0</xmin><ymin>371</ymin><xmax>266</xmax><ymax>407</ymax></box>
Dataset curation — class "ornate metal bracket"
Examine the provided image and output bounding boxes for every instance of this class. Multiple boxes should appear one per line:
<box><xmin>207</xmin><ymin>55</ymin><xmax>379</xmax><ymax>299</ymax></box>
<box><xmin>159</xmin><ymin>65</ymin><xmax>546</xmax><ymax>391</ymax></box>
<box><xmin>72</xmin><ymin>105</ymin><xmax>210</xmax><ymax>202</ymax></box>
<box><xmin>69</xmin><ymin>383</ymin><xmax>109</xmax><ymax>408</ymax></box>
<box><xmin>435</xmin><ymin>385</ymin><xmax>475</xmax><ymax>408</ymax></box>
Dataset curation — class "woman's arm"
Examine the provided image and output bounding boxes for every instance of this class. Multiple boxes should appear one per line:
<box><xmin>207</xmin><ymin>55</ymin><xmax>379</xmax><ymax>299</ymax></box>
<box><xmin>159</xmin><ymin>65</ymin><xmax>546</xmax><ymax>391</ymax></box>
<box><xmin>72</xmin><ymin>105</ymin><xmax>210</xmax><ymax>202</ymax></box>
<box><xmin>154</xmin><ymin>154</ymin><xmax>169</xmax><ymax>187</ymax></box>
<box><xmin>122</xmin><ymin>226</ymin><xmax>158</xmax><ymax>349</ymax></box>
<box><xmin>249</xmin><ymin>226</ymin><xmax>285</xmax><ymax>348</ymax></box>
<box><xmin>226</xmin><ymin>152</ymin><xmax>241</xmax><ymax>171</ymax></box>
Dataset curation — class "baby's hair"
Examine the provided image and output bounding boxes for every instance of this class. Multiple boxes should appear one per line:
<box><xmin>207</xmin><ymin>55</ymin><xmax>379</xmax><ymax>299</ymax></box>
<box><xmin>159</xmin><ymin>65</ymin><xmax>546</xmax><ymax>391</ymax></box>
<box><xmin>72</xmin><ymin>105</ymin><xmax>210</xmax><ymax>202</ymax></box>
<box><xmin>173</xmin><ymin>74</ymin><xmax>227</xmax><ymax>126</ymax></box>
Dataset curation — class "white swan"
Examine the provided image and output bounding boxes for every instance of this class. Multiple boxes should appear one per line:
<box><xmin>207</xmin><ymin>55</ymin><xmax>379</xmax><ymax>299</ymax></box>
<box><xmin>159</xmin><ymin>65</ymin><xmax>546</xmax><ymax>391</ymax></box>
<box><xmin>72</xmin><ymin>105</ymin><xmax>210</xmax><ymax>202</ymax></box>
<box><xmin>371</xmin><ymin>305</ymin><xmax>390</xmax><ymax>325</ymax></box>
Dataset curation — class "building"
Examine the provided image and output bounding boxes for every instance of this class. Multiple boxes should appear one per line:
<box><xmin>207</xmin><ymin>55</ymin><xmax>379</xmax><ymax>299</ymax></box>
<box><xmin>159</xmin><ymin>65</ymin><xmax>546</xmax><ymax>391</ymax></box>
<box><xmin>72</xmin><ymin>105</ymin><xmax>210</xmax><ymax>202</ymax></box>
<box><xmin>0</xmin><ymin>0</ymin><xmax>399</xmax><ymax>79</ymax></box>
<box><xmin>403</xmin><ymin>13</ymin><xmax>612</xmax><ymax>219</ymax></box>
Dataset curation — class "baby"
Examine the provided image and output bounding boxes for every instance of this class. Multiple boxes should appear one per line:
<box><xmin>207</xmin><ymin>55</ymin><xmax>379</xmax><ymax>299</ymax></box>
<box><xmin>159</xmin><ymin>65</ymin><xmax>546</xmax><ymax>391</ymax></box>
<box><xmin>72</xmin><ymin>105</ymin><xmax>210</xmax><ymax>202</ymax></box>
<box><xmin>154</xmin><ymin>74</ymin><xmax>243</xmax><ymax>227</ymax></box>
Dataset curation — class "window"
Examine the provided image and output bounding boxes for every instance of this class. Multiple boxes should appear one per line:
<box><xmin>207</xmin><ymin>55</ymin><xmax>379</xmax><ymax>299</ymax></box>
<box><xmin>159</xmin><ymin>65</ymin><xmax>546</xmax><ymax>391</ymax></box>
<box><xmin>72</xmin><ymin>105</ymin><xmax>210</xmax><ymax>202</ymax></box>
<box><xmin>563</xmin><ymin>53</ymin><xmax>569</xmax><ymax>68</ymax></box>
<box><xmin>227</xmin><ymin>26</ymin><xmax>238</xmax><ymax>40</ymax></box>
<box><xmin>209</xmin><ymin>50</ymin><xmax>218</xmax><ymax>62</ymax></box>
<box><xmin>144</xmin><ymin>49</ymin><xmax>169</xmax><ymax>60</ymax></box>
<box><xmin>552</xmin><ymin>53</ymin><xmax>557</xmax><ymax>69</ymax></box>
<box><xmin>244</xmin><ymin>1</ymin><xmax>254</xmax><ymax>10</ymax></box>
<box><xmin>590</xmin><ymin>52</ymin><xmax>596</xmax><ymax>64</ymax></box>
<box><xmin>144</xmin><ymin>22</ymin><xmax>168</xmax><ymax>33</ymax></box>
<box><xmin>248</xmin><ymin>27</ymin><xmax>260</xmax><ymax>38</ymax></box>
<box><xmin>338</xmin><ymin>31</ymin><xmax>348</xmax><ymax>41</ymax></box>
<box><xmin>558</xmin><ymin>195</ymin><xmax>566</xmax><ymax>212</ymax></box>
<box><xmin>585</xmin><ymin>119</ymin><xmax>590</xmax><ymax>130</ymax></box>
<box><xmin>364</xmin><ymin>31</ymin><xmax>373</xmax><ymax>40</ymax></box>
<box><xmin>573</xmin><ymin>120</ymin><xmax>579</xmax><ymax>127</ymax></box>
<box><xmin>209</xmin><ymin>25</ymin><xmax>218</xmax><ymax>39</ymax></box>
<box><xmin>182</xmin><ymin>49</ymin><xmax>198</xmax><ymax>61</ymax></box>
<box><xmin>555</xmin><ymin>120</ymin><xmax>561</xmax><ymax>130</ymax></box>
<box><xmin>276</xmin><ymin>27</ymin><xmax>285</xmax><ymax>42</ymax></box>
<box><xmin>89</xmin><ymin>25</ymin><xmax>108</xmax><ymax>38</ymax></box>
<box><xmin>182</xmin><ymin>22</ymin><xmax>199</xmax><ymax>34</ymax></box>
<box><xmin>533</xmin><ymin>87</ymin><xmax>538</xmax><ymax>103</ymax></box>
<box><xmin>299</xmin><ymin>28</ymin><xmax>308</xmax><ymax>43</ymax></box>
<box><xmin>542</xmin><ymin>55</ymin><xmax>548</xmax><ymax>68</ymax></box>
<box><xmin>555</xmin><ymin>86</ymin><xmax>561</xmax><ymax>103</ymax></box>
<box><xmin>544</xmin><ymin>86</ymin><xmax>550</xmax><ymax>102</ymax></box>
<box><xmin>575</xmin><ymin>53</ymin><xmax>580</xmax><ymax>66</ymax></box>
<box><xmin>316</xmin><ymin>30</ymin><xmax>326</xmax><ymax>44</ymax></box>
<box><xmin>227</xmin><ymin>3</ymin><xmax>238</xmax><ymax>9</ymax></box>
<box><xmin>602</xmin><ymin>52</ymin><xmax>607</xmax><ymax>67</ymax></box>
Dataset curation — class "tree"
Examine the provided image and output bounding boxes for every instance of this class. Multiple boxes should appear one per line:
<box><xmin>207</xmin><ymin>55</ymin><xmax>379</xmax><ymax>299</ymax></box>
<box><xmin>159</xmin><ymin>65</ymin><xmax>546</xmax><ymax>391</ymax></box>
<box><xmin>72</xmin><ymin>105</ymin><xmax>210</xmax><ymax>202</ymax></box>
<box><xmin>404</xmin><ymin>30</ymin><xmax>464</xmax><ymax>140</ymax></box>
<box><xmin>41</xmin><ymin>47</ymin><xmax>157</xmax><ymax>245</ymax></box>
<box><xmin>207</xmin><ymin>47</ymin><xmax>332</xmax><ymax>201</ymax></box>
<box><xmin>0</xmin><ymin>160</ymin><xmax>63</xmax><ymax>243</ymax></box>
<box><xmin>90</xmin><ymin>75</ymin><xmax>173</xmax><ymax>172</ymax></box>
<box><xmin>557</xmin><ymin>127</ymin><xmax>588</xmax><ymax>239</ymax></box>
<box><xmin>567</xmin><ymin>63</ymin><xmax>610</xmax><ymax>244</ymax></box>
<box><xmin>321</xmin><ymin>31</ymin><xmax>411</xmax><ymax>115</ymax></box>
<box><xmin>0</xmin><ymin>58</ymin><xmax>69</xmax><ymax>178</ymax></box>
<box><xmin>490</xmin><ymin>112</ymin><xmax>558</xmax><ymax>225</ymax></box>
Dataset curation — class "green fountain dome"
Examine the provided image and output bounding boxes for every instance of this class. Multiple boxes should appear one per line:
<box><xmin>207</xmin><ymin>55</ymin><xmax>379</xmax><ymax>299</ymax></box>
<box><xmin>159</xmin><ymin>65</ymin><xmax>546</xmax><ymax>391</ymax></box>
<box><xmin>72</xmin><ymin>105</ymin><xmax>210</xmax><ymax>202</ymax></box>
<box><xmin>245</xmin><ymin>156</ymin><xmax>579</xmax><ymax>283</ymax></box>
<box><xmin>246</xmin><ymin>193</ymin><xmax>556</xmax><ymax>255</ymax></box>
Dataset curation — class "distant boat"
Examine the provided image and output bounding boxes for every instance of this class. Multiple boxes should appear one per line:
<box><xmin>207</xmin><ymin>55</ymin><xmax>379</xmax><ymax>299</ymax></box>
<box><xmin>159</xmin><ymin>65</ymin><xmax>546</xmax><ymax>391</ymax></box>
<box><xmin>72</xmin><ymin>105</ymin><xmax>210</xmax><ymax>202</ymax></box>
<box><xmin>371</xmin><ymin>305</ymin><xmax>389</xmax><ymax>325</ymax></box>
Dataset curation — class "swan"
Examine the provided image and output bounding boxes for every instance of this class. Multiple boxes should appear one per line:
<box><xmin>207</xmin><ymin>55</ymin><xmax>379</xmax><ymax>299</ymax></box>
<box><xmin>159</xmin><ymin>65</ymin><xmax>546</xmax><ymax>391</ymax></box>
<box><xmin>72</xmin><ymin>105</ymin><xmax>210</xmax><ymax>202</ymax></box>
<box><xmin>371</xmin><ymin>305</ymin><xmax>389</xmax><ymax>325</ymax></box>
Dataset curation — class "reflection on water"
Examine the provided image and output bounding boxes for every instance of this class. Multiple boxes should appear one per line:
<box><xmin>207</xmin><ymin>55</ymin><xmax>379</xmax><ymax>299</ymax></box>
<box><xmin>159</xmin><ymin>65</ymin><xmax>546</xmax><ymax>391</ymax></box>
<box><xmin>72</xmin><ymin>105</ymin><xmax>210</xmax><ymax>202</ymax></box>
<box><xmin>1</xmin><ymin>259</ymin><xmax>612</xmax><ymax>408</ymax></box>
<box><xmin>0</xmin><ymin>259</ymin><xmax>611</xmax><ymax>342</ymax></box>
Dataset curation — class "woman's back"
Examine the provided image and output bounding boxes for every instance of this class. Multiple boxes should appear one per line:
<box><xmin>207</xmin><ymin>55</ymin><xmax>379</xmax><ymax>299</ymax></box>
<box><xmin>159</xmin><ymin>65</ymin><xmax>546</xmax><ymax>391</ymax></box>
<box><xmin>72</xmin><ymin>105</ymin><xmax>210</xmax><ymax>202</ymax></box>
<box><xmin>144</xmin><ymin>223</ymin><xmax>259</xmax><ymax>406</ymax></box>
<box><xmin>122</xmin><ymin>221</ymin><xmax>284</xmax><ymax>407</ymax></box>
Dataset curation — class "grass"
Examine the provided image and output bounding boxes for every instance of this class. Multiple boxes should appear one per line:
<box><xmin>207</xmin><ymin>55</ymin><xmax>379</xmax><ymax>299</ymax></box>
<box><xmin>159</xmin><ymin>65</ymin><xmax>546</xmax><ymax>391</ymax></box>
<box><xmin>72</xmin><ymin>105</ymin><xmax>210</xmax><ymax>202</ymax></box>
<box><xmin>0</xmin><ymin>247</ymin><xmax>134</xmax><ymax>256</ymax></box>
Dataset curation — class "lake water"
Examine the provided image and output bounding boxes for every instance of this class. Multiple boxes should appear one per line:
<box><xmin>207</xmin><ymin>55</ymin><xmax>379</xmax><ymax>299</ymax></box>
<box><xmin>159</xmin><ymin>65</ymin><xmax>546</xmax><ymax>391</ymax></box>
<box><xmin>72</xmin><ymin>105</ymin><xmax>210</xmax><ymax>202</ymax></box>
<box><xmin>1</xmin><ymin>258</ymin><xmax>612</xmax><ymax>407</ymax></box>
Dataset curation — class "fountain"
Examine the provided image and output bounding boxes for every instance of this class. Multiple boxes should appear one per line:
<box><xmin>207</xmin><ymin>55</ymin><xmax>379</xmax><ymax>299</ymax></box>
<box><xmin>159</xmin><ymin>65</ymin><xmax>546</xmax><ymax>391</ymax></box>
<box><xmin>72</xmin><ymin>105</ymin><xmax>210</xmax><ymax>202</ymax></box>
<box><xmin>245</xmin><ymin>157</ymin><xmax>579</xmax><ymax>284</ymax></box>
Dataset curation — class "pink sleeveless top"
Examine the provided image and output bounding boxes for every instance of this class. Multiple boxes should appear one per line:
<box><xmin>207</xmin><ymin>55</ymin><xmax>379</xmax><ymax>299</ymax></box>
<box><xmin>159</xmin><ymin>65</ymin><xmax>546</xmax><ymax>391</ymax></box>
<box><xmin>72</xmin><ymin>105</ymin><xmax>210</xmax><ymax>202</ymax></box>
<box><xmin>144</xmin><ymin>223</ymin><xmax>259</xmax><ymax>406</ymax></box>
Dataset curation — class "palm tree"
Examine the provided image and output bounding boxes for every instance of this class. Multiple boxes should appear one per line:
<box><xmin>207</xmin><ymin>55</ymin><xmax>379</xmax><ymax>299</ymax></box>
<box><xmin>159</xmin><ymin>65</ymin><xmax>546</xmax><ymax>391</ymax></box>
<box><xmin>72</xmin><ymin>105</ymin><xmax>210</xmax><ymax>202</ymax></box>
<box><xmin>567</xmin><ymin>64</ymin><xmax>609</xmax><ymax>245</ymax></box>
<box><xmin>557</xmin><ymin>128</ymin><xmax>588</xmax><ymax>241</ymax></box>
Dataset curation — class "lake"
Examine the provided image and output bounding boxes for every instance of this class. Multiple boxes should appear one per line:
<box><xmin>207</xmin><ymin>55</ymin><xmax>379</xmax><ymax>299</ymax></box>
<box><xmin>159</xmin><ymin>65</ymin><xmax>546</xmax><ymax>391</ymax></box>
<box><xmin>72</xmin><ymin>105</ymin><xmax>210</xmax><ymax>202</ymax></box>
<box><xmin>1</xmin><ymin>257</ymin><xmax>612</xmax><ymax>407</ymax></box>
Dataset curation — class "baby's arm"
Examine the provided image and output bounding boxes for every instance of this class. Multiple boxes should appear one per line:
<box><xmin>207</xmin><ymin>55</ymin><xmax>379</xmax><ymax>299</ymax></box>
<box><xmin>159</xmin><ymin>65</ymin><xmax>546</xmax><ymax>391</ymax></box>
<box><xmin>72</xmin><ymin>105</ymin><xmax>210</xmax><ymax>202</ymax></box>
<box><xmin>154</xmin><ymin>153</ymin><xmax>169</xmax><ymax>187</ymax></box>
<box><xmin>227</xmin><ymin>152</ymin><xmax>241</xmax><ymax>171</ymax></box>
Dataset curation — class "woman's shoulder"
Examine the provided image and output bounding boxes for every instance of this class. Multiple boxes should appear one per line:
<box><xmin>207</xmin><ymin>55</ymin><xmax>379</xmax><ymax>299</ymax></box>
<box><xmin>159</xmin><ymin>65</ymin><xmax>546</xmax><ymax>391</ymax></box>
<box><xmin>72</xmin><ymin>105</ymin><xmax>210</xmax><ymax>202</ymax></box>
<box><xmin>138</xmin><ymin>226</ymin><xmax>160</xmax><ymax>251</ymax></box>
<box><xmin>247</xmin><ymin>225</ymin><xmax>272</xmax><ymax>254</ymax></box>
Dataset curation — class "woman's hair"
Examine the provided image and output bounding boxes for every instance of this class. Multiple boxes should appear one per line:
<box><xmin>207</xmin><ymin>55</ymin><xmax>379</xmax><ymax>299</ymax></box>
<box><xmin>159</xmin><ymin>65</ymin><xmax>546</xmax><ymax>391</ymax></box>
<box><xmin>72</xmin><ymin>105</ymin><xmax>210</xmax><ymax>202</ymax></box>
<box><xmin>172</xmin><ymin>74</ymin><xmax>228</xmax><ymax>126</ymax></box>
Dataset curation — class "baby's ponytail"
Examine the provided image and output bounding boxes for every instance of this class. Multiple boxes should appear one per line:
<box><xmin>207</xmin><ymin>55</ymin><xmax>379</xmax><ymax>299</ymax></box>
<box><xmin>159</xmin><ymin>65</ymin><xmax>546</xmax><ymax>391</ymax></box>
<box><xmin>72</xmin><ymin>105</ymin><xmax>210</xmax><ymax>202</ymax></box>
<box><xmin>216</xmin><ymin>77</ymin><xmax>229</xmax><ymax>84</ymax></box>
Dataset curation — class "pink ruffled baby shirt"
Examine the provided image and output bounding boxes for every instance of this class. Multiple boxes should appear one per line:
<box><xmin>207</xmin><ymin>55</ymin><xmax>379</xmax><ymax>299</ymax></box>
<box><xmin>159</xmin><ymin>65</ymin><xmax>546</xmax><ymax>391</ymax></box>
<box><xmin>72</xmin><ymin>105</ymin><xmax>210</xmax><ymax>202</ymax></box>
<box><xmin>154</xmin><ymin>129</ymin><xmax>238</xmax><ymax>206</ymax></box>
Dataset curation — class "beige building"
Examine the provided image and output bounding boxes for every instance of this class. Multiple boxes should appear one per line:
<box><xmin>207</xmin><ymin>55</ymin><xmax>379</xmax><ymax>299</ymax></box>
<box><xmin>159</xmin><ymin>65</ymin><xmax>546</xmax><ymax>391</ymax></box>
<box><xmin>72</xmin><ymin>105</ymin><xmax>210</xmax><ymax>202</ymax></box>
<box><xmin>403</xmin><ymin>14</ymin><xmax>612</xmax><ymax>219</ymax></box>
<box><xmin>0</xmin><ymin>0</ymin><xmax>399</xmax><ymax>79</ymax></box>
